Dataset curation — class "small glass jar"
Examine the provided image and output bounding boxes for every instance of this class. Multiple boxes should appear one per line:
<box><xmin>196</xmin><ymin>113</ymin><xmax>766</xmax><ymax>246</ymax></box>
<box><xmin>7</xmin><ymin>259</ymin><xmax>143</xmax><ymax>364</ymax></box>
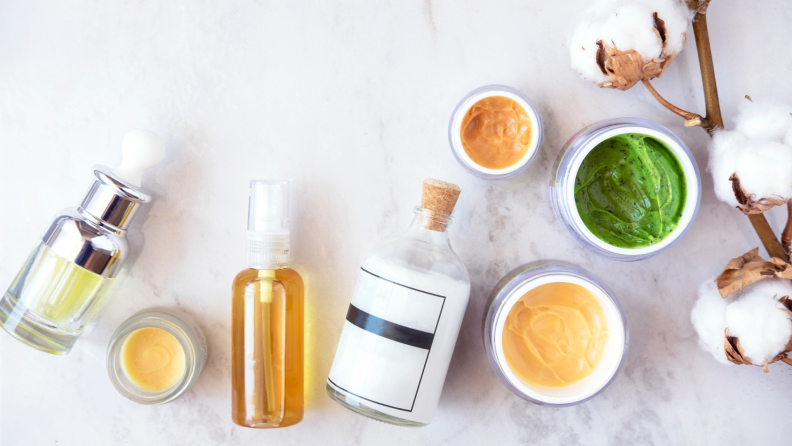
<box><xmin>448</xmin><ymin>85</ymin><xmax>543</xmax><ymax>180</ymax></box>
<box><xmin>483</xmin><ymin>261</ymin><xmax>628</xmax><ymax>407</ymax></box>
<box><xmin>107</xmin><ymin>307</ymin><xmax>208</xmax><ymax>405</ymax></box>
<box><xmin>550</xmin><ymin>117</ymin><xmax>701</xmax><ymax>261</ymax></box>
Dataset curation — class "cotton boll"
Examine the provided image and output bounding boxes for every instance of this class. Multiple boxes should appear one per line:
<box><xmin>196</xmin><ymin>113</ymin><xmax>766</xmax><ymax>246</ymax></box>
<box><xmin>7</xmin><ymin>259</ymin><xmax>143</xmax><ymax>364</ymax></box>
<box><xmin>709</xmin><ymin>129</ymin><xmax>792</xmax><ymax>207</ymax></box>
<box><xmin>569</xmin><ymin>0</ymin><xmax>692</xmax><ymax>84</ymax></box>
<box><xmin>692</xmin><ymin>277</ymin><xmax>792</xmax><ymax>366</ymax></box>
<box><xmin>734</xmin><ymin>100</ymin><xmax>792</xmax><ymax>142</ymax></box>
<box><xmin>569</xmin><ymin>21</ymin><xmax>612</xmax><ymax>83</ymax></box>
<box><xmin>709</xmin><ymin>130</ymin><xmax>744</xmax><ymax>207</ymax></box>
<box><xmin>647</xmin><ymin>0</ymin><xmax>693</xmax><ymax>55</ymax></box>
<box><xmin>600</xmin><ymin>4</ymin><xmax>661</xmax><ymax>60</ymax></box>
<box><xmin>691</xmin><ymin>279</ymin><xmax>731</xmax><ymax>365</ymax></box>
<box><xmin>784</xmin><ymin>127</ymin><xmax>792</xmax><ymax>148</ymax></box>
<box><xmin>725</xmin><ymin>279</ymin><xmax>792</xmax><ymax>366</ymax></box>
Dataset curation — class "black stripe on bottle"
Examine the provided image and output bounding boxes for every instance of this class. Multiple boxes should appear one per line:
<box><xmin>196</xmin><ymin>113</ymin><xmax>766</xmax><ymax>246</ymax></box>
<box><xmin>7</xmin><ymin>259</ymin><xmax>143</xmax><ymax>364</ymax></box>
<box><xmin>346</xmin><ymin>304</ymin><xmax>435</xmax><ymax>350</ymax></box>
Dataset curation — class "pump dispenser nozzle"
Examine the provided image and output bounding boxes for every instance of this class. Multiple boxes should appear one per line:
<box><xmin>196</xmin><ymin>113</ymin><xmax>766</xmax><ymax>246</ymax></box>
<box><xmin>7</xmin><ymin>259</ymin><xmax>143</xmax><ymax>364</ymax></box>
<box><xmin>247</xmin><ymin>180</ymin><xmax>290</xmax><ymax>269</ymax></box>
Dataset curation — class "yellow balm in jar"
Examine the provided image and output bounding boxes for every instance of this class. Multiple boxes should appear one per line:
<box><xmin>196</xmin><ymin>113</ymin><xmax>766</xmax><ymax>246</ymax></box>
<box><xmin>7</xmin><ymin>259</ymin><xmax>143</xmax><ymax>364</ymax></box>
<box><xmin>107</xmin><ymin>308</ymin><xmax>208</xmax><ymax>405</ymax></box>
<box><xmin>503</xmin><ymin>282</ymin><xmax>609</xmax><ymax>387</ymax></box>
<box><xmin>484</xmin><ymin>263</ymin><xmax>627</xmax><ymax>406</ymax></box>
<box><xmin>121</xmin><ymin>327</ymin><xmax>186</xmax><ymax>392</ymax></box>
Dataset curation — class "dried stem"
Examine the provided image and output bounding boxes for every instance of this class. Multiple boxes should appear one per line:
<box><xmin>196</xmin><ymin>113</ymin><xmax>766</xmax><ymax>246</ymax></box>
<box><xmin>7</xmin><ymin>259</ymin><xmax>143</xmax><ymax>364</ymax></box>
<box><xmin>641</xmin><ymin>79</ymin><xmax>703</xmax><ymax>126</ymax></box>
<box><xmin>688</xmin><ymin>0</ymin><xmax>788</xmax><ymax>261</ymax></box>
<box><xmin>688</xmin><ymin>0</ymin><xmax>723</xmax><ymax>133</ymax></box>
<box><xmin>783</xmin><ymin>201</ymin><xmax>792</xmax><ymax>253</ymax></box>
<box><xmin>748</xmin><ymin>214</ymin><xmax>789</xmax><ymax>261</ymax></box>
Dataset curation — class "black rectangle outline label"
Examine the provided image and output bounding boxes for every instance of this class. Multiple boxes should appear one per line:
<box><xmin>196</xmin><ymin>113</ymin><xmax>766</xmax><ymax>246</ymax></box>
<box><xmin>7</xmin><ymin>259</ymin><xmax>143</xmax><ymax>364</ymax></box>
<box><xmin>328</xmin><ymin>267</ymin><xmax>446</xmax><ymax>412</ymax></box>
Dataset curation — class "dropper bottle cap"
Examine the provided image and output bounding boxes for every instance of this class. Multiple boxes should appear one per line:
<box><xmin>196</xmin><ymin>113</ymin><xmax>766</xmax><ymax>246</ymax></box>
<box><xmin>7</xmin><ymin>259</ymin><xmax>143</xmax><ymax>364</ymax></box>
<box><xmin>44</xmin><ymin>130</ymin><xmax>166</xmax><ymax>279</ymax></box>
<box><xmin>246</xmin><ymin>180</ymin><xmax>290</xmax><ymax>270</ymax></box>
<box><xmin>77</xmin><ymin>130</ymin><xmax>166</xmax><ymax>233</ymax></box>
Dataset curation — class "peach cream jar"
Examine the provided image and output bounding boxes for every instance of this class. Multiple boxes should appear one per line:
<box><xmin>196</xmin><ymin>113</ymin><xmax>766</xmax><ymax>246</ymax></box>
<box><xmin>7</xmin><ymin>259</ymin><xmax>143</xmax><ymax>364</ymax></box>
<box><xmin>107</xmin><ymin>307</ymin><xmax>207</xmax><ymax>404</ymax></box>
<box><xmin>449</xmin><ymin>85</ymin><xmax>543</xmax><ymax>180</ymax></box>
<box><xmin>483</xmin><ymin>262</ymin><xmax>628</xmax><ymax>406</ymax></box>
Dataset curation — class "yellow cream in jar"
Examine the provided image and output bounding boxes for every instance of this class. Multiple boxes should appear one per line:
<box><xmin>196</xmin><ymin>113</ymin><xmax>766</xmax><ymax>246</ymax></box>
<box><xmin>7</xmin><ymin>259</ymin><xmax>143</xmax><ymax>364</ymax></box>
<box><xmin>121</xmin><ymin>327</ymin><xmax>186</xmax><ymax>392</ymax></box>
<box><xmin>502</xmin><ymin>282</ymin><xmax>609</xmax><ymax>387</ymax></box>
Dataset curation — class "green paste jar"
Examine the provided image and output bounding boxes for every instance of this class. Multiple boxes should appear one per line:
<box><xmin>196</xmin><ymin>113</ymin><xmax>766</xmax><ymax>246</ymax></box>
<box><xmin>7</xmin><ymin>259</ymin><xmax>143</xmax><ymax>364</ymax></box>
<box><xmin>551</xmin><ymin>118</ymin><xmax>701</xmax><ymax>262</ymax></box>
<box><xmin>574</xmin><ymin>133</ymin><xmax>686</xmax><ymax>249</ymax></box>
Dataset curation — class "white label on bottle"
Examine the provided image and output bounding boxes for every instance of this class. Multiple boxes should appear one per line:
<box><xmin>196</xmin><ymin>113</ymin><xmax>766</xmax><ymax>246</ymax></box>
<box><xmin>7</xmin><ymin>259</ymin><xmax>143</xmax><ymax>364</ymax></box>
<box><xmin>328</xmin><ymin>268</ymin><xmax>445</xmax><ymax>411</ymax></box>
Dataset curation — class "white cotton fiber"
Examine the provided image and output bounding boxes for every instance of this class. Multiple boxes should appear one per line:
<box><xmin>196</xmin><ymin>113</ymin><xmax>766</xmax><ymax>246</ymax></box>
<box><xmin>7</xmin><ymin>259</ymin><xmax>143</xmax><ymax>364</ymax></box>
<box><xmin>690</xmin><ymin>279</ymin><xmax>731</xmax><ymax>365</ymax></box>
<box><xmin>645</xmin><ymin>0</ymin><xmax>691</xmax><ymax>55</ymax></box>
<box><xmin>709</xmin><ymin>100</ymin><xmax>792</xmax><ymax>208</ymax></box>
<box><xmin>709</xmin><ymin>130</ymin><xmax>792</xmax><ymax>207</ymax></box>
<box><xmin>734</xmin><ymin>100</ymin><xmax>792</xmax><ymax>142</ymax></box>
<box><xmin>725</xmin><ymin>279</ymin><xmax>792</xmax><ymax>366</ymax></box>
<box><xmin>692</xmin><ymin>278</ymin><xmax>792</xmax><ymax>366</ymax></box>
<box><xmin>569</xmin><ymin>0</ymin><xmax>693</xmax><ymax>84</ymax></box>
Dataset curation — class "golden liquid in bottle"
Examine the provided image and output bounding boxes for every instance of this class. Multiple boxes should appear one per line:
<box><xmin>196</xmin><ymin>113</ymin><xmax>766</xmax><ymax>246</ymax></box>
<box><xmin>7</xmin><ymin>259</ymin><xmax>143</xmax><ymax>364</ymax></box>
<box><xmin>231</xmin><ymin>268</ymin><xmax>304</xmax><ymax>428</ymax></box>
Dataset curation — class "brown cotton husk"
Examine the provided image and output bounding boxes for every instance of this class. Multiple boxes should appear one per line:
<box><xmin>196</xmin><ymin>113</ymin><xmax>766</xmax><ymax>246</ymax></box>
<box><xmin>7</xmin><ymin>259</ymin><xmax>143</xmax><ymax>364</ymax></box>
<box><xmin>724</xmin><ymin>330</ymin><xmax>753</xmax><ymax>366</ymax></box>
<box><xmin>716</xmin><ymin>248</ymin><xmax>792</xmax><ymax>297</ymax></box>
<box><xmin>595</xmin><ymin>13</ymin><xmax>684</xmax><ymax>91</ymax></box>
<box><xmin>595</xmin><ymin>42</ymin><xmax>664</xmax><ymax>90</ymax></box>
<box><xmin>729</xmin><ymin>173</ymin><xmax>787</xmax><ymax>214</ymax></box>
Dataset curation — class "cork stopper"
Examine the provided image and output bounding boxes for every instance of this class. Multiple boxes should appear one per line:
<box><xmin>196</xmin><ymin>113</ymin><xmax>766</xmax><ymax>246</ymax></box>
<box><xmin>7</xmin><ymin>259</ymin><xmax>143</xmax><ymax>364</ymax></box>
<box><xmin>421</xmin><ymin>178</ymin><xmax>461</xmax><ymax>231</ymax></box>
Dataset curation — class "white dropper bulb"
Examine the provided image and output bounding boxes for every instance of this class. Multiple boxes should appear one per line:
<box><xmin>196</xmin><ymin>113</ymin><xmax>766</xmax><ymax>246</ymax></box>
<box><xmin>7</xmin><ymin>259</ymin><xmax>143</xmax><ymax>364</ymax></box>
<box><xmin>112</xmin><ymin>130</ymin><xmax>166</xmax><ymax>187</ymax></box>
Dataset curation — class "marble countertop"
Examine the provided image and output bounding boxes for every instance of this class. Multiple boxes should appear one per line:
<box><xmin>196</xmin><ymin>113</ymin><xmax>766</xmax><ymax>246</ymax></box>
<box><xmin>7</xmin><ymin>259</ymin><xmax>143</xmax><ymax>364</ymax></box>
<box><xmin>2</xmin><ymin>0</ymin><xmax>791</xmax><ymax>444</ymax></box>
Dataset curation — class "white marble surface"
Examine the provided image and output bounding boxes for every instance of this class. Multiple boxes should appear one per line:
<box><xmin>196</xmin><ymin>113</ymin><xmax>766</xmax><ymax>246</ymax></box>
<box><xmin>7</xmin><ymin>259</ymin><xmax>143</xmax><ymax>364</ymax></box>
<box><xmin>1</xmin><ymin>0</ymin><xmax>791</xmax><ymax>444</ymax></box>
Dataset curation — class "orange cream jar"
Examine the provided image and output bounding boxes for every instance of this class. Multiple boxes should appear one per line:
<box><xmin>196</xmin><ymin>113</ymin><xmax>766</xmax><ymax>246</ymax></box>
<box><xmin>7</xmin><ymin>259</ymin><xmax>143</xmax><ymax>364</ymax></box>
<box><xmin>502</xmin><ymin>282</ymin><xmax>608</xmax><ymax>387</ymax></box>
<box><xmin>460</xmin><ymin>96</ymin><xmax>532</xmax><ymax>169</ymax></box>
<box><xmin>483</xmin><ymin>263</ymin><xmax>627</xmax><ymax>406</ymax></box>
<box><xmin>449</xmin><ymin>85</ymin><xmax>543</xmax><ymax>179</ymax></box>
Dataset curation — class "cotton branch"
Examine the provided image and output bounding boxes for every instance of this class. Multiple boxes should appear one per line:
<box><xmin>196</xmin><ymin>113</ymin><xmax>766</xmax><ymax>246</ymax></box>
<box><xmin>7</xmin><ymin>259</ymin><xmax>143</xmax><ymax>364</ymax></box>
<box><xmin>641</xmin><ymin>79</ymin><xmax>703</xmax><ymax>126</ymax></box>
<box><xmin>687</xmin><ymin>0</ymin><xmax>787</xmax><ymax>260</ymax></box>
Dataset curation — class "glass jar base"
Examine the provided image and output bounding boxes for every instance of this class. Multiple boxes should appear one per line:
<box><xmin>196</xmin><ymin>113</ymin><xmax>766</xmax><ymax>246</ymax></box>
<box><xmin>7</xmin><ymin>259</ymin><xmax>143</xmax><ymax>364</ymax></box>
<box><xmin>325</xmin><ymin>383</ymin><xmax>426</xmax><ymax>428</ymax></box>
<box><xmin>0</xmin><ymin>294</ymin><xmax>77</xmax><ymax>355</ymax></box>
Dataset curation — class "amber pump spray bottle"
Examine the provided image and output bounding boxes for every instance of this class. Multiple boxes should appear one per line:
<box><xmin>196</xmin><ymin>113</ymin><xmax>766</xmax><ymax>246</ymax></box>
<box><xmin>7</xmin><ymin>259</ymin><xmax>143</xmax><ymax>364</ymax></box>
<box><xmin>231</xmin><ymin>180</ymin><xmax>304</xmax><ymax>428</ymax></box>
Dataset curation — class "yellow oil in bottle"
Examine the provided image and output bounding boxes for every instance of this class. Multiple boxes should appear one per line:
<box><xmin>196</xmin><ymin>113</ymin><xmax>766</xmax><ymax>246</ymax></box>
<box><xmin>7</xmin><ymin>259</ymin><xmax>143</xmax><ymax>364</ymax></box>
<box><xmin>0</xmin><ymin>243</ymin><xmax>114</xmax><ymax>355</ymax></box>
<box><xmin>8</xmin><ymin>244</ymin><xmax>113</xmax><ymax>330</ymax></box>
<box><xmin>22</xmin><ymin>245</ymin><xmax>112</xmax><ymax>326</ymax></box>
<box><xmin>231</xmin><ymin>267</ymin><xmax>304</xmax><ymax>428</ymax></box>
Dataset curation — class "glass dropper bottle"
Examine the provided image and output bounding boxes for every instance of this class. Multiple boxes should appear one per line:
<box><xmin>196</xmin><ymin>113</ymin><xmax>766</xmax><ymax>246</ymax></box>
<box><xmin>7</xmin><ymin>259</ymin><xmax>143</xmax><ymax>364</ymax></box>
<box><xmin>231</xmin><ymin>180</ymin><xmax>304</xmax><ymax>428</ymax></box>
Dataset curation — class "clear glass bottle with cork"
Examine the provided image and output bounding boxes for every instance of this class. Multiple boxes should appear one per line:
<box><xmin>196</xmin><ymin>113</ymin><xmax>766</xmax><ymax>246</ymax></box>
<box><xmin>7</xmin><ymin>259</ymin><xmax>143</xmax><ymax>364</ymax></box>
<box><xmin>231</xmin><ymin>180</ymin><xmax>304</xmax><ymax>429</ymax></box>
<box><xmin>326</xmin><ymin>178</ymin><xmax>471</xmax><ymax>427</ymax></box>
